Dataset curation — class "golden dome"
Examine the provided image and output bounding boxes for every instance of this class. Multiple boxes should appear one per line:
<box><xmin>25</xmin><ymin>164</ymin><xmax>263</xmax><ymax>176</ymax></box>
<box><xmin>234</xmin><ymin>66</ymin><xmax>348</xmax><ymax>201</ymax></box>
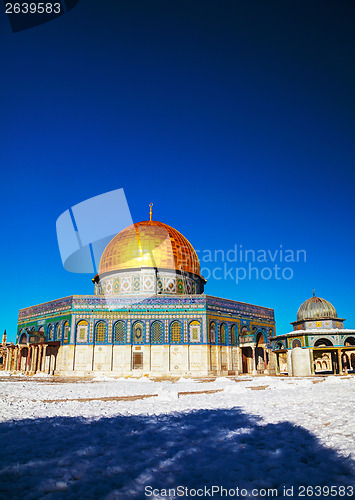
<box><xmin>98</xmin><ymin>220</ymin><xmax>202</xmax><ymax>277</ymax></box>
<box><xmin>297</xmin><ymin>294</ymin><xmax>338</xmax><ymax>321</ymax></box>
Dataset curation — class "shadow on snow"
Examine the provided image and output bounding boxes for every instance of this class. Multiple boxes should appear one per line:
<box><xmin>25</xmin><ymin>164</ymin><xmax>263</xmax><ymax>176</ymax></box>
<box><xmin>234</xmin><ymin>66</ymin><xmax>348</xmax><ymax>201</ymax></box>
<box><xmin>0</xmin><ymin>408</ymin><xmax>354</xmax><ymax>500</ymax></box>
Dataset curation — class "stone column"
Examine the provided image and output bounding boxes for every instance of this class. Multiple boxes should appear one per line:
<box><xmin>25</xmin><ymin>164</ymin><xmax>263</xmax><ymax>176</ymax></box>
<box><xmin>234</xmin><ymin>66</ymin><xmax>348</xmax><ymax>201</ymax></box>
<box><xmin>5</xmin><ymin>350</ymin><xmax>10</xmax><ymax>371</ymax></box>
<box><xmin>33</xmin><ymin>347</ymin><xmax>38</xmax><ymax>373</ymax></box>
<box><xmin>42</xmin><ymin>345</ymin><xmax>47</xmax><ymax>372</ymax></box>
<box><xmin>30</xmin><ymin>347</ymin><xmax>35</xmax><ymax>372</ymax></box>
<box><xmin>37</xmin><ymin>345</ymin><xmax>42</xmax><ymax>373</ymax></box>
<box><xmin>337</xmin><ymin>348</ymin><xmax>342</xmax><ymax>375</ymax></box>
<box><xmin>309</xmin><ymin>349</ymin><xmax>315</xmax><ymax>375</ymax></box>
<box><xmin>26</xmin><ymin>347</ymin><xmax>31</xmax><ymax>372</ymax></box>
<box><xmin>17</xmin><ymin>347</ymin><xmax>22</xmax><ymax>370</ymax></box>
<box><xmin>252</xmin><ymin>347</ymin><xmax>257</xmax><ymax>375</ymax></box>
<box><xmin>14</xmin><ymin>348</ymin><xmax>19</xmax><ymax>372</ymax></box>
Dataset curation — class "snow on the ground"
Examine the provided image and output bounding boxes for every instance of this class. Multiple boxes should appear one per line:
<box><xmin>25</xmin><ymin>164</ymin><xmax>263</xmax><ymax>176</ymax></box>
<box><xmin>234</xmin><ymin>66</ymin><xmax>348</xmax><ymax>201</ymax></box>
<box><xmin>0</xmin><ymin>375</ymin><xmax>354</xmax><ymax>500</ymax></box>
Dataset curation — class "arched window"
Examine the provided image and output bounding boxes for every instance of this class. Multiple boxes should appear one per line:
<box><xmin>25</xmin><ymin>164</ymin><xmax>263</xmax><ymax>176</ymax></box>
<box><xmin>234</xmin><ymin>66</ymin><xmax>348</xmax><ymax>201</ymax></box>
<box><xmin>54</xmin><ymin>323</ymin><xmax>60</xmax><ymax>340</ymax></box>
<box><xmin>241</xmin><ymin>326</ymin><xmax>248</xmax><ymax>336</ymax></box>
<box><xmin>77</xmin><ymin>320</ymin><xmax>88</xmax><ymax>343</ymax></box>
<box><xmin>95</xmin><ymin>322</ymin><xmax>107</xmax><ymax>343</ymax></box>
<box><xmin>170</xmin><ymin>321</ymin><xmax>182</xmax><ymax>343</ymax></box>
<box><xmin>344</xmin><ymin>336</ymin><xmax>355</xmax><ymax>346</ymax></box>
<box><xmin>314</xmin><ymin>338</ymin><xmax>333</xmax><ymax>347</ymax></box>
<box><xmin>63</xmin><ymin>322</ymin><xmax>69</xmax><ymax>343</ymax></box>
<box><xmin>113</xmin><ymin>321</ymin><xmax>125</xmax><ymax>344</ymax></box>
<box><xmin>292</xmin><ymin>339</ymin><xmax>302</xmax><ymax>348</ymax></box>
<box><xmin>19</xmin><ymin>332</ymin><xmax>27</xmax><ymax>344</ymax></box>
<box><xmin>220</xmin><ymin>323</ymin><xmax>227</xmax><ymax>344</ymax></box>
<box><xmin>133</xmin><ymin>321</ymin><xmax>144</xmax><ymax>344</ymax></box>
<box><xmin>209</xmin><ymin>322</ymin><xmax>216</xmax><ymax>343</ymax></box>
<box><xmin>47</xmin><ymin>324</ymin><xmax>53</xmax><ymax>341</ymax></box>
<box><xmin>151</xmin><ymin>321</ymin><xmax>163</xmax><ymax>344</ymax></box>
<box><xmin>256</xmin><ymin>331</ymin><xmax>266</xmax><ymax>346</ymax></box>
<box><xmin>231</xmin><ymin>324</ymin><xmax>237</xmax><ymax>345</ymax></box>
<box><xmin>189</xmin><ymin>321</ymin><xmax>201</xmax><ymax>343</ymax></box>
<box><xmin>275</xmin><ymin>341</ymin><xmax>284</xmax><ymax>350</ymax></box>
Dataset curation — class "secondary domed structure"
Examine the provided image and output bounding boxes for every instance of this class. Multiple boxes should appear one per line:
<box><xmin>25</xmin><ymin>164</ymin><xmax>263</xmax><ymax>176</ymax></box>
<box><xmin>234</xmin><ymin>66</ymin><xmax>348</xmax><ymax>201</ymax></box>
<box><xmin>93</xmin><ymin>216</ymin><xmax>206</xmax><ymax>296</ymax></box>
<box><xmin>292</xmin><ymin>291</ymin><xmax>344</xmax><ymax>330</ymax></box>
<box><xmin>296</xmin><ymin>293</ymin><xmax>338</xmax><ymax>322</ymax></box>
<box><xmin>271</xmin><ymin>290</ymin><xmax>355</xmax><ymax>377</ymax></box>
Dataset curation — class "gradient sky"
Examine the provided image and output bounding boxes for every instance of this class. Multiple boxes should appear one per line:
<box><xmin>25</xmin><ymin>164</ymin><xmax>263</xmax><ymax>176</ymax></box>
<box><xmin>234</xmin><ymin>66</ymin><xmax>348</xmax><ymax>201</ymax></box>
<box><xmin>1</xmin><ymin>0</ymin><xmax>354</xmax><ymax>342</ymax></box>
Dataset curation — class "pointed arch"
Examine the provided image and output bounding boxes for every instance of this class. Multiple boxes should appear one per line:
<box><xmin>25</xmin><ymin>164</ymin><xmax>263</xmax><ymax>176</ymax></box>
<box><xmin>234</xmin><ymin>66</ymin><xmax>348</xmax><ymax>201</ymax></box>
<box><xmin>170</xmin><ymin>321</ymin><xmax>182</xmax><ymax>343</ymax></box>
<box><xmin>95</xmin><ymin>321</ymin><xmax>107</xmax><ymax>343</ymax></box>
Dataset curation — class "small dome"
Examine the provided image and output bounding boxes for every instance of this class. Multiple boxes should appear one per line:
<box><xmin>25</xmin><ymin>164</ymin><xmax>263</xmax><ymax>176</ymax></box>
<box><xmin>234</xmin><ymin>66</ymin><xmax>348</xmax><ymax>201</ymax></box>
<box><xmin>297</xmin><ymin>294</ymin><xmax>338</xmax><ymax>321</ymax></box>
<box><xmin>99</xmin><ymin>220</ymin><xmax>202</xmax><ymax>277</ymax></box>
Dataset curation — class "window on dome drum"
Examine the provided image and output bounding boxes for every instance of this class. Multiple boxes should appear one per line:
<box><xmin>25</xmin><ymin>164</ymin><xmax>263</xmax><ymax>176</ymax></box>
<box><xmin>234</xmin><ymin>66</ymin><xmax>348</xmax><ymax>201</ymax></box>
<box><xmin>220</xmin><ymin>323</ymin><xmax>227</xmax><ymax>344</ymax></box>
<box><xmin>113</xmin><ymin>321</ymin><xmax>125</xmax><ymax>344</ymax></box>
<box><xmin>171</xmin><ymin>321</ymin><xmax>182</xmax><ymax>343</ymax></box>
<box><xmin>231</xmin><ymin>324</ymin><xmax>237</xmax><ymax>345</ymax></box>
<box><xmin>95</xmin><ymin>322</ymin><xmax>107</xmax><ymax>343</ymax></box>
<box><xmin>292</xmin><ymin>339</ymin><xmax>302</xmax><ymax>348</ymax></box>
<box><xmin>77</xmin><ymin>320</ymin><xmax>88</xmax><ymax>343</ymax></box>
<box><xmin>189</xmin><ymin>321</ymin><xmax>201</xmax><ymax>342</ymax></box>
<box><xmin>133</xmin><ymin>322</ymin><xmax>144</xmax><ymax>344</ymax></box>
<box><xmin>151</xmin><ymin>321</ymin><xmax>163</xmax><ymax>343</ymax></box>
<box><xmin>63</xmin><ymin>322</ymin><xmax>69</xmax><ymax>343</ymax></box>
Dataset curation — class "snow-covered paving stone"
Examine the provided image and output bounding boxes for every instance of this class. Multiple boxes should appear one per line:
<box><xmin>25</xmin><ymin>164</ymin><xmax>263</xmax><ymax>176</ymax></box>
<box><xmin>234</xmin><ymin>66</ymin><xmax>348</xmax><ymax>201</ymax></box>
<box><xmin>0</xmin><ymin>375</ymin><xmax>354</xmax><ymax>499</ymax></box>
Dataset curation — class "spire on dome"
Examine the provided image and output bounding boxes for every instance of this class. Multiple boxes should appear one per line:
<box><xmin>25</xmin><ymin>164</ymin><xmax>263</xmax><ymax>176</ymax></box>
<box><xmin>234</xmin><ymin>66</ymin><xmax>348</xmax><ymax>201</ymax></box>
<box><xmin>149</xmin><ymin>203</ymin><xmax>153</xmax><ymax>221</ymax></box>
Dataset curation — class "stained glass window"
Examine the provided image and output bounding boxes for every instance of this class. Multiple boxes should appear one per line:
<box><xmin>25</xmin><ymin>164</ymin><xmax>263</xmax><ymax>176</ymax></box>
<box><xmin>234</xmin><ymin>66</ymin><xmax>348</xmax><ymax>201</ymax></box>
<box><xmin>209</xmin><ymin>322</ymin><xmax>216</xmax><ymax>343</ymax></box>
<box><xmin>133</xmin><ymin>322</ymin><xmax>144</xmax><ymax>343</ymax></box>
<box><xmin>171</xmin><ymin>321</ymin><xmax>182</xmax><ymax>343</ymax></box>
<box><xmin>95</xmin><ymin>322</ymin><xmax>106</xmax><ymax>343</ymax></box>
<box><xmin>220</xmin><ymin>323</ymin><xmax>226</xmax><ymax>344</ymax></box>
<box><xmin>114</xmin><ymin>321</ymin><xmax>125</xmax><ymax>343</ymax></box>
<box><xmin>77</xmin><ymin>320</ymin><xmax>88</xmax><ymax>342</ymax></box>
<box><xmin>189</xmin><ymin>321</ymin><xmax>201</xmax><ymax>342</ymax></box>
<box><xmin>151</xmin><ymin>321</ymin><xmax>163</xmax><ymax>343</ymax></box>
<box><xmin>63</xmin><ymin>322</ymin><xmax>69</xmax><ymax>343</ymax></box>
<box><xmin>231</xmin><ymin>324</ymin><xmax>237</xmax><ymax>345</ymax></box>
<box><xmin>47</xmin><ymin>324</ymin><xmax>53</xmax><ymax>341</ymax></box>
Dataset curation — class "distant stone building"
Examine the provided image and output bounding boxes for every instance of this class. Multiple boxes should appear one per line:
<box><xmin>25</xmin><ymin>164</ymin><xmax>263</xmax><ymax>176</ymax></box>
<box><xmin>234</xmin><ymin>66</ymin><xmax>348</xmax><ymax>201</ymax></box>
<box><xmin>271</xmin><ymin>292</ymin><xmax>355</xmax><ymax>376</ymax></box>
<box><xmin>2</xmin><ymin>215</ymin><xmax>276</xmax><ymax>377</ymax></box>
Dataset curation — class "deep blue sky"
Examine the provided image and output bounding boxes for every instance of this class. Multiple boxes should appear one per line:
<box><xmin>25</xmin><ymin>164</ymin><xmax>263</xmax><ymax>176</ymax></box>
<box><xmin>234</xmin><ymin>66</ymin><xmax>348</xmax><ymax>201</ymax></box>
<box><xmin>1</xmin><ymin>0</ymin><xmax>354</xmax><ymax>342</ymax></box>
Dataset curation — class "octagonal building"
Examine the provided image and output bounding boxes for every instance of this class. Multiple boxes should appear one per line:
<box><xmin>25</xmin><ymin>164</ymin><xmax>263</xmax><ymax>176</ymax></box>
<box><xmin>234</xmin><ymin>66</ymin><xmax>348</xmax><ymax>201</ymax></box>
<box><xmin>8</xmin><ymin>215</ymin><xmax>276</xmax><ymax>377</ymax></box>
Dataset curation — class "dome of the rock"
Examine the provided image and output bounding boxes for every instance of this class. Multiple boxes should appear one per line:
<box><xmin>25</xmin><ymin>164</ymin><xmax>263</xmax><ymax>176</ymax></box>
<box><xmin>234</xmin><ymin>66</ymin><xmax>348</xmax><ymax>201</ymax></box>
<box><xmin>98</xmin><ymin>220</ymin><xmax>201</xmax><ymax>277</ymax></box>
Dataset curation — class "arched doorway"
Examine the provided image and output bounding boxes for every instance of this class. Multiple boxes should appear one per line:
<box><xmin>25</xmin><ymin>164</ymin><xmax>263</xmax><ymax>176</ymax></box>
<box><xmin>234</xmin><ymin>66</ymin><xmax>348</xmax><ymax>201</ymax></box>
<box><xmin>241</xmin><ymin>346</ymin><xmax>252</xmax><ymax>374</ymax></box>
